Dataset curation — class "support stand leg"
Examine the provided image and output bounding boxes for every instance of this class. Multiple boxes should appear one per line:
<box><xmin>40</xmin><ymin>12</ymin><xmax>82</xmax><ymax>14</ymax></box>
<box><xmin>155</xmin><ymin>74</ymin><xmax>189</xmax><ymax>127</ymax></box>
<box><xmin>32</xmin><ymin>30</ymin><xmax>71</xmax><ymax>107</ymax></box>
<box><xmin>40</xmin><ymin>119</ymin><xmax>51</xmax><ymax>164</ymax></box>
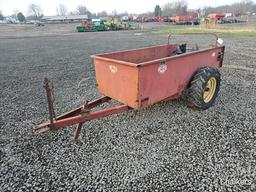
<box><xmin>72</xmin><ymin>122</ymin><xmax>84</xmax><ymax>140</ymax></box>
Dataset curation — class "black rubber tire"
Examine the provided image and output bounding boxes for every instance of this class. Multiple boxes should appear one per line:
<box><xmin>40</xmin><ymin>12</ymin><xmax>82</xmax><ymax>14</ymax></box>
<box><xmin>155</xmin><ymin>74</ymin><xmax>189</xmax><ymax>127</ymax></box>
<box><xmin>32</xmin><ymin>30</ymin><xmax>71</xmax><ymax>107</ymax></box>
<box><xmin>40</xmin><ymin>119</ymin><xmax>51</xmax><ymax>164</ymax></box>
<box><xmin>186</xmin><ymin>66</ymin><xmax>221</xmax><ymax>110</ymax></box>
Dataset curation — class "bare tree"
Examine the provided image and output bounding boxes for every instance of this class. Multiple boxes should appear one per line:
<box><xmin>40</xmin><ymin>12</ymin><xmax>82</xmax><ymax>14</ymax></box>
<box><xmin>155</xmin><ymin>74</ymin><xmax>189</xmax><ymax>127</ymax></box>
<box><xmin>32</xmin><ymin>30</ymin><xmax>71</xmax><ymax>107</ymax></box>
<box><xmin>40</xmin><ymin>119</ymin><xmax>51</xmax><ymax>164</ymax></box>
<box><xmin>111</xmin><ymin>10</ymin><xmax>117</xmax><ymax>17</ymax></box>
<box><xmin>203</xmin><ymin>0</ymin><xmax>255</xmax><ymax>16</ymax></box>
<box><xmin>162</xmin><ymin>3</ymin><xmax>174</xmax><ymax>16</ymax></box>
<box><xmin>116</xmin><ymin>11</ymin><xmax>128</xmax><ymax>17</ymax></box>
<box><xmin>138</xmin><ymin>11</ymin><xmax>154</xmax><ymax>17</ymax></box>
<box><xmin>69</xmin><ymin>11</ymin><xmax>77</xmax><ymax>15</ymax></box>
<box><xmin>97</xmin><ymin>11</ymin><xmax>108</xmax><ymax>17</ymax></box>
<box><xmin>195</xmin><ymin>8</ymin><xmax>202</xmax><ymax>18</ymax></box>
<box><xmin>173</xmin><ymin>1</ymin><xmax>188</xmax><ymax>15</ymax></box>
<box><xmin>12</xmin><ymin>9</ymin><xmax>19</xmax><ymax>19</ymax></box>
<box><xmin>28</xmin><ymin>4</ymin><xmax>43</xmax><ymax>20</ymax></box>
<box><xmin>162</xmin><ymin>1</ymin><xmax>188</xmax><ymax>16</ymax></box>
<box><xmin>56</xmin><ymin>4</ymin><xmax>67</xmax><ymax>16</ymax></box>
<box><xmin>76</xmin><ymin>5</ymin><xmax>92</xmax><ymax>18</ymax></box>
<box><xmin>0</xmin><ymin>11</ymin><xmax>4</xmax><ymax>20</ymax></box>
<box><xmin>77</xmin><ymin>5</ymin><xmax>87</xmax><ymax>15</ymax></box>
<box><xmin>253</xmin><ymin>4</ymin><xmax>256</xmax><ymax>12</ymax></box>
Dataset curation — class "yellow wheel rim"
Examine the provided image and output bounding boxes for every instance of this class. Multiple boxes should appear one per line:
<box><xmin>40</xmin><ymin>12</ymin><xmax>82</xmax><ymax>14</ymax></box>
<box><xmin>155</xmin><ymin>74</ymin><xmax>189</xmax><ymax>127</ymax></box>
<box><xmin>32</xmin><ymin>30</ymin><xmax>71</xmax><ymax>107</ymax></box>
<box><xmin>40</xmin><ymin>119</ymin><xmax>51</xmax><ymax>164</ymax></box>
<box><xmin>203</xmin><ymin>77</ymin><xmax>217</xmax><ymax>103</ymax></box>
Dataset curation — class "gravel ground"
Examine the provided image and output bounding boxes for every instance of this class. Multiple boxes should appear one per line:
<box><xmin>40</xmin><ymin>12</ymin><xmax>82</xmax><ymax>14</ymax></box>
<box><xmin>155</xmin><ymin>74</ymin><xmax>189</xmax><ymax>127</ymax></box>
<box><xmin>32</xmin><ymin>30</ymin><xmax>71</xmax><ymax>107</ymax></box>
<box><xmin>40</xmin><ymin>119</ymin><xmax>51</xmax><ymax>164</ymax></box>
<box><xmin>0</xmin><ymin>23</ymin><xmax>256</xmax><ymax>191</ymax></box>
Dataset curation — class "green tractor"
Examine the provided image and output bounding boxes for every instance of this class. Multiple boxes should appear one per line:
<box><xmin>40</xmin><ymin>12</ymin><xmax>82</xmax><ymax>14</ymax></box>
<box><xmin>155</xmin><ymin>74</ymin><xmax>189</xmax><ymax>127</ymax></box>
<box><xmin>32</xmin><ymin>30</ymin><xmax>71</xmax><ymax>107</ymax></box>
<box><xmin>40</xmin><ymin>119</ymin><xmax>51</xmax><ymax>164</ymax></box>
<box><xmin>76</xmin><ymin>19</ymin><xmax>106</xmax><ymax>32</ymax></box>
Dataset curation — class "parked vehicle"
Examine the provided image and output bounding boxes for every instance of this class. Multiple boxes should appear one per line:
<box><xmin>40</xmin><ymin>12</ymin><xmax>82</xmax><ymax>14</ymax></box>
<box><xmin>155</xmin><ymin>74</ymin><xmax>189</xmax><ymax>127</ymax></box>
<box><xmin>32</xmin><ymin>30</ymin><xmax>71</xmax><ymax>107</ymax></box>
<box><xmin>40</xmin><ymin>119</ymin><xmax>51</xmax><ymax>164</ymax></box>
<box><xmin>220</xmin><ymin>18</ymin><xmax>246</xmax><ymax>24</ymax></box>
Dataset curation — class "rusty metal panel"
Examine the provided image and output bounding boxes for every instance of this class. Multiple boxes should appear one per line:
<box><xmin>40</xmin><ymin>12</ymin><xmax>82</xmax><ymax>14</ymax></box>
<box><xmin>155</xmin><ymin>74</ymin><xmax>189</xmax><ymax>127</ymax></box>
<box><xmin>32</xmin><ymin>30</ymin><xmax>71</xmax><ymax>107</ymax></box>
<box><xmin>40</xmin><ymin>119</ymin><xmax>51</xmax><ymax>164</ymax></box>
<box><xmin>96</xmin><ymin>44</ymin><xmax>177</xmax><ymax>64</ymax></box>
<box><xmin>93</xmin><ymin>44</ymin><xmax>224</xmax><ymax>109</ymax></box>
<box><xmin>138</xmin><ymin>47</ymin><xmax>225</xmax><ymax>108</ymax></box>
<box><xmin>92</xmin><ymin>44</ymin><xmax>176</xmax><ymax>109</ymax></box>
<box><xmin>94</xmin><ymin>58</ymin><xmax>139</xmax><ymax>108</ymax></box>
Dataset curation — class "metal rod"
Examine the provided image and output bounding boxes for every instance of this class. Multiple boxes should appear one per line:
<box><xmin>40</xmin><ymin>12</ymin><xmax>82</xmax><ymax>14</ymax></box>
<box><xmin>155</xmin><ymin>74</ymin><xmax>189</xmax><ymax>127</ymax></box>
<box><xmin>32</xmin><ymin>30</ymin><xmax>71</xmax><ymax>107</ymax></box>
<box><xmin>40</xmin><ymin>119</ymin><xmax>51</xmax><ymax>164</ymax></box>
<box><xmin>72</xmin><ymin>122</ymin><xmax>84</xmax><ymax>140</ymax></box>
<box><xmin>43</xmin><ymin>78</ymin><xmax>55</xmax><ymax>124</ymax></box>
<box><xmin>51</xmin><ymin>104</ymin><xmax>129</xmax><ymax>129</ymax></box>
<box><xmin>168</xmin><ymin>33</ymin><xmax>219</xmax><ymax>47</ymax></box>
<box><xmin>33</xmin><ymin>98</ymin><xmax>130</xmax><ymax>135</ymax></box>
<box><xmin>56</xmin><ymin>96</ymin><xmax>110</xmax><ymax>121</ymax></box>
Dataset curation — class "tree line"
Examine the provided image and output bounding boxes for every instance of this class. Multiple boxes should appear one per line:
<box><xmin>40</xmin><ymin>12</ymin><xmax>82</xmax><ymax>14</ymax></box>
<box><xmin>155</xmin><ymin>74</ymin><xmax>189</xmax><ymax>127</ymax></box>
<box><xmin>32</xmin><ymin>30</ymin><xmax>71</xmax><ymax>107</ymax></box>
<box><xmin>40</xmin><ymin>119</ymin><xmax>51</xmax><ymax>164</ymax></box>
<box><xmin>0</xmin><ymin>0</ymin><xmax>256</xmax><ymax>21</ymax></box>
<box><xmin>154</xmin><ymin>0</ymin><xmax>256</xmax><ymax>17</ymax></box>
<box><xmin>0</xmin><ymin>3</ymin><xmax>125</xmax><ymax>21</ymax></box>
<box><xmin>203</xmin><ymin>0</ymin><xmax>256</xmax><ymax>16</ymax></box>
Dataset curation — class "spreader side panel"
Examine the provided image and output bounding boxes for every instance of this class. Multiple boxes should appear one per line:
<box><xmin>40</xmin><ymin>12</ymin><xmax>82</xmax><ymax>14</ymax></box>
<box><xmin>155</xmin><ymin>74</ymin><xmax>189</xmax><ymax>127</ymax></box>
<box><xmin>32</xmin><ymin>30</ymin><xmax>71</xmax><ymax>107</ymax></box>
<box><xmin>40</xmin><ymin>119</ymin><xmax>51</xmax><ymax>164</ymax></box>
<box><xmin>94</xmin><ymin>58</ymin><xmax>139</xmax><ymax>109</ymax></box>
<box><xmin>138</xmin><ymin>47</ymin><xmax>224</xmax><ymax>108</ymax></box>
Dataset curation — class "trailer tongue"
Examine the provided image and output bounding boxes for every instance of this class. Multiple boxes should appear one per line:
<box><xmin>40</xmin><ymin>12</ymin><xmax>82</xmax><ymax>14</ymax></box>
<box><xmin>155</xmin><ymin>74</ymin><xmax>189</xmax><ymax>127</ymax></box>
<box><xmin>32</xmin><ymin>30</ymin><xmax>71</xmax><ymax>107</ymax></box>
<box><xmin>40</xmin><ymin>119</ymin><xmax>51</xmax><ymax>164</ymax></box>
<box><xmin>33</xmin><ymin>78</ymin><xmax>130</xmax><ymax>140</ymax></box>
<box><xmin>33</xmin><ymin>33</ymin><xmax>225</xmax><ymax>140</ymax></box>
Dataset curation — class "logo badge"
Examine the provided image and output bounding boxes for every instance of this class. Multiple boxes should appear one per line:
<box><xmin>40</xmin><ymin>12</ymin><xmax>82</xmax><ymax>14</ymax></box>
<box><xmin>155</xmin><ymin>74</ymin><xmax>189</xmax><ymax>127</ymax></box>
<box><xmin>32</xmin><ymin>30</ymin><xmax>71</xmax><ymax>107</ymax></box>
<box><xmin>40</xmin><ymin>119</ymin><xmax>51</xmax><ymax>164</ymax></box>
<box><xmin>109</xmin><ymin>65</ymin><xmax>118</xmax><ymax>74</ymax></box>
<box><xmin>158</xmin><ymin>61</ymin><xmax>167</xmax><ymax>74</ymax></box>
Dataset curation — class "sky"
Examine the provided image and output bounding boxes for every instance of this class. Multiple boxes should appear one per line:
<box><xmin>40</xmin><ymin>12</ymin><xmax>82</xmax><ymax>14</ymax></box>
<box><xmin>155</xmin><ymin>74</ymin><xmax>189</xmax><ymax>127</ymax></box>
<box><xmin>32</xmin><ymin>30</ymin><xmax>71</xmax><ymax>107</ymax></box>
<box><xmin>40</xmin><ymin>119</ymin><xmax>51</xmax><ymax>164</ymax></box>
<box><xmin>0</xmin><ymin>0</ymin><xmax>255</xmax><ymax>16</ymax></box>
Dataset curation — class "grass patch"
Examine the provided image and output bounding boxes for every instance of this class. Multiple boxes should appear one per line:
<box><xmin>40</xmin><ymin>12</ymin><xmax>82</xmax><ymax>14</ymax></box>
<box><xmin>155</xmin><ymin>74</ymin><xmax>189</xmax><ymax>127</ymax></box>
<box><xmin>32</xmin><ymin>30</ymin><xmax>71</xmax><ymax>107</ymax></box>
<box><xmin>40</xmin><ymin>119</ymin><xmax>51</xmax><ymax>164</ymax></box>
<box><xmin>154</xmin><ymin>25</ymin><xmax>256</xmax><ymax>37</ymax></box>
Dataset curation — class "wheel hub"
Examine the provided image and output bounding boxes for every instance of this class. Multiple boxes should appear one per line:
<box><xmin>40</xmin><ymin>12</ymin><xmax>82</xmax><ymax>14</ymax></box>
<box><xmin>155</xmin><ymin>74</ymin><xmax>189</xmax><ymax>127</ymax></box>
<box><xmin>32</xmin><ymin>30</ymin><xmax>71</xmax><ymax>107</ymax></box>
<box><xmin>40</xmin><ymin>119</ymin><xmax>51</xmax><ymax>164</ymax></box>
<box><xmin>203</xmin><ymin>77</ymin><xmax>217</xmax><ymax>103</ymax></box>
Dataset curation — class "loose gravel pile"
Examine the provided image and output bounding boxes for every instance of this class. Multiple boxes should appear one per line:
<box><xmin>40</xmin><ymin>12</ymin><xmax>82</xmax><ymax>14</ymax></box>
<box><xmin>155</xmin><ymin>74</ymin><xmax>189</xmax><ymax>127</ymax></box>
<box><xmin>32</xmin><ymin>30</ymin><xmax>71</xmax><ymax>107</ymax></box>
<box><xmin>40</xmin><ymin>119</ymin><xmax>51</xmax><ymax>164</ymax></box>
<box><xmin>0</xmin><ymin>24</ymin><xmax>256</xmax><ymax>191</ymax></box>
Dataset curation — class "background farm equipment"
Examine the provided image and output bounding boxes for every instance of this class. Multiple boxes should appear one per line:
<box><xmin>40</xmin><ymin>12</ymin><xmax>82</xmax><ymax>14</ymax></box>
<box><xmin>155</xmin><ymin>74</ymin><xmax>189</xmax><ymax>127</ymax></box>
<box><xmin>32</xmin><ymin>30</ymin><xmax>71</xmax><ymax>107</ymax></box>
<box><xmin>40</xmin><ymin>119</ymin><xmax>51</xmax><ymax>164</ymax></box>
<box><xmin>103</xmin><ymin>18</ymin><xmax>123</xmax><ymax>30</ymax></box>
<box><xmin>76</xmin><ymin>19</ymin><xmax>106</xmax><ymax>32</ymax></box>
<box><xmin>34</xmin><ymin>33</ymin><xmax>225</xmax><ymax>140</ymax></box>
<box><xmin>208</xmin><ymin>13</ymin><xmax>225</xmax><ymax>22</ymax></box>
<box><xmin>76</xmin><ymin>20</ymin><xmax>93</xmax><ymax>32</ymax></box>
<box><xmin>162</xmin><ymin>15</ymin><xmax>200</xmax><ymax>25</ymax></box>
<box><xmin>174</xmin><ymin>15</ymin><xmax>200</xmax><ymax>25</ymax></box>
<box><xmin>76</xmin><ymin>18</ymin><xmax>135</xmax><ymax>32</ymax></box>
